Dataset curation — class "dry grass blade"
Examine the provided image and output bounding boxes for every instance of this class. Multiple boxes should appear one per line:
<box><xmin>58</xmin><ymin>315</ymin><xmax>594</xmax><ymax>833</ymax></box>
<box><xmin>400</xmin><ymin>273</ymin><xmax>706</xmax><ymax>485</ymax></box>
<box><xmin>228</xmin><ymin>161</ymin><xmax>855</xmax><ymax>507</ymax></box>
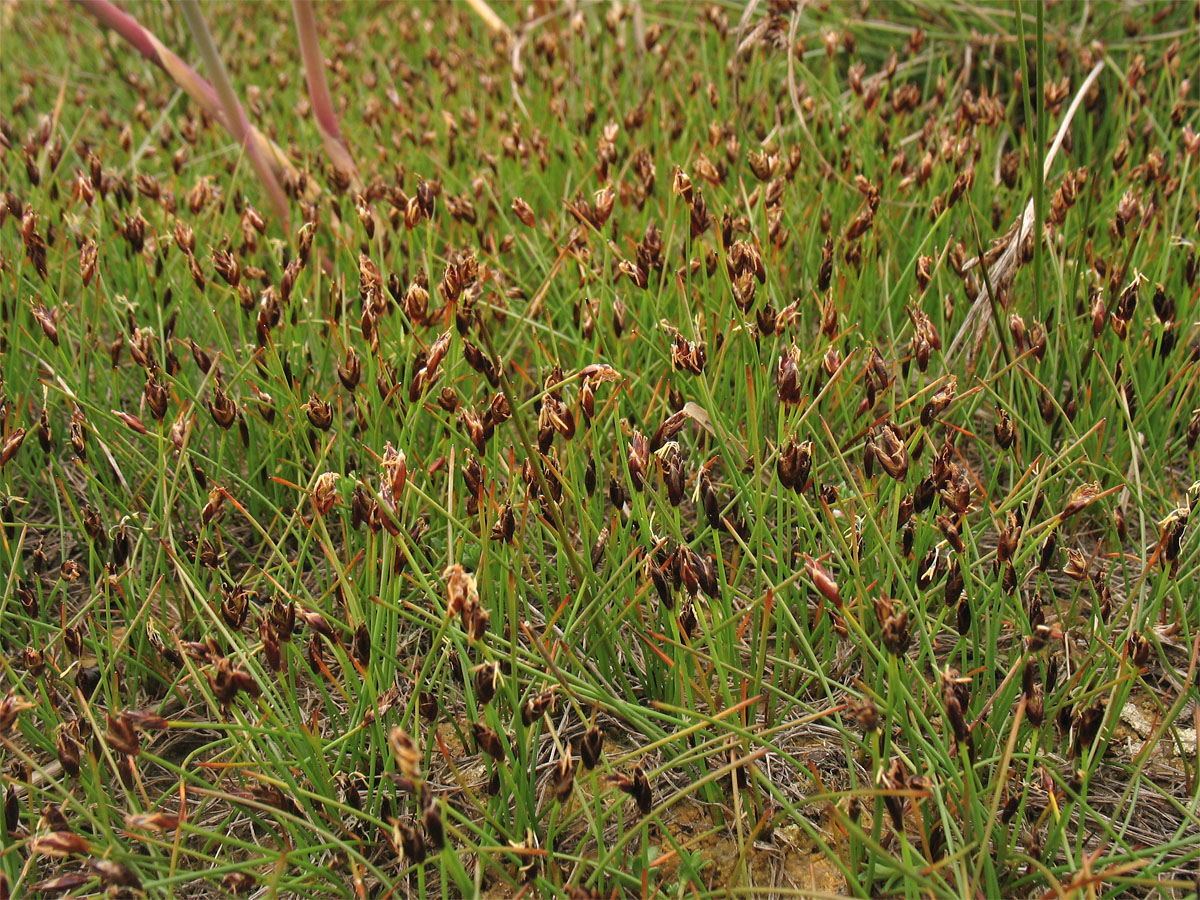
<box><xmin>463</xmin><ymin>0</ymin><xmax>510</xmax><ymax>38</ymax></box>
<box><xmin>947</xmin><ymin>61</ymin><xmax>1105</xmax><ymax>362</ymax></box>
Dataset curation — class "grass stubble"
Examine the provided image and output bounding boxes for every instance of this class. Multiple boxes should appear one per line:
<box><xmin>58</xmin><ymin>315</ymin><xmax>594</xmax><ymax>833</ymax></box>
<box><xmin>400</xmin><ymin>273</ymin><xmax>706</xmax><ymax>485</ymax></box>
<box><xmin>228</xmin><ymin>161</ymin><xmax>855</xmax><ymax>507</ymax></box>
<box><xmin>1</xmin><ymin>0</ymin><xmax>1199</xmax><ymax>897</ymax></box>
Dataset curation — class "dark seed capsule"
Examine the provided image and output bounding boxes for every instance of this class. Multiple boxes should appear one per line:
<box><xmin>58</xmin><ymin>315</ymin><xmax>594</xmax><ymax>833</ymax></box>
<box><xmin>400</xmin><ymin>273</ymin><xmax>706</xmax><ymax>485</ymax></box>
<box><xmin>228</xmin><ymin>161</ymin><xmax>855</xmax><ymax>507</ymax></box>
<box><xmin>471</xmin><ymin>723</ymin><xmax>505</xmax><ymax>760</ymax></box>
<box><xmin>608</xmin><ymin>475</ymin><xmax>626</xmax><ymax>510</ymax></box>
<box><xmin>994</xmin><ymin>408</ymin><xmax>1016</xmax><ymax>449</ymax></box>
<box><xmin>955</xmin><ymin>598</ymin><xmax>971</xmax><ymax>635</ymax></box>
<box><xmin>584</xmin><ymin>456</ymin><xmax>597</xmax><ymax>496</ymax></box>
<box><xmin>590</xmin><ymin>526</ymin><xmax>609</xmax><ymax>571</ymax></box>
<box><xmin>698</xmin><ymin>554</ymin><xmax>719</xmax><ymax>598</ymax></box>
<box><xmin>649</xmin><ymin>564</ymin><xmax>673</xmax><ymax>609</ymax></box>
<box><xmin>1027</xmin><ymin>687</ymin><xmax>1044</xmax><ymax>727</ymax></box>
<box><xmin>1039</xmin><ymin>531</ymin><xmax>1058</xmax><ymax>570</ymax></box>
<box><xmin>578</xmin><ymin>726</ymin><xmax>604</xmax><ymax>769</ymax></box>
<box><xmin>701</xmin><ymin>472</ymin><xmax>721</xmax><ymax>530</ymax></box>
<box><xmin>944</xmin><ymin>560</ymin><xmax>964</xmax><ymax>606</ymax></box>
<box><xmin>75</xmin><ymin>665</ymin><xmax>102</xmax><ymax>698</ymax></box>
<box><xmin>913</xmin><ymin>477</ymin><xmax>936</xmax><ymax>513</ymax></box>
<box><xmin>352</xmin><ymin>623</ymin><xmax>370</xmax><ymax>666</ymax></box>
<box><xmin>552</xmin><ymin>747</ymin><xmax>576</xmax><ymax>803</ymax></box>
<box><xmin>473</xmin><ymin>662</ymin><xmax>500</xmax><ymax>705</ymax></box>
<box><xmin>1072</xmin><ymin>702</ymin><xmax>1106</xmax><ymax>756</ymax></box>
<box><xmin>397</xmin><ymin>821</ymin><xmax>425</xmax><ymax>864</ymax></box>
<box><xmin>422</xmin><ymin>800</ymin><xmax>444</xmax><ymax>851</ymax></box>
<box><xmin>56</xmin><ymin>728</ymin><xmax>82</xmax><ymax>777</ymax></box>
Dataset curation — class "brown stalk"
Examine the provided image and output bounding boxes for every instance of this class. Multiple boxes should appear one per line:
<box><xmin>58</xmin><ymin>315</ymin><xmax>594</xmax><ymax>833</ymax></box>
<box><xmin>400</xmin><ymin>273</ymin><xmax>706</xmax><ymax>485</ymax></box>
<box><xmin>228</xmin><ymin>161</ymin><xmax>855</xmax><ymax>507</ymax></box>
<box><xmin>291</xmin><ymin>0</ymin><xmax>360</xmax><ymax>189</ymax></box>
<box><xmin>73</xmin><ymin>0</ymin><xmax>301</xmax><ymax>224</ymax></box>
<box><xmin>176</xmin><ymin>0</ymin><xmax>290</xmax><ymax>228</ymax></box>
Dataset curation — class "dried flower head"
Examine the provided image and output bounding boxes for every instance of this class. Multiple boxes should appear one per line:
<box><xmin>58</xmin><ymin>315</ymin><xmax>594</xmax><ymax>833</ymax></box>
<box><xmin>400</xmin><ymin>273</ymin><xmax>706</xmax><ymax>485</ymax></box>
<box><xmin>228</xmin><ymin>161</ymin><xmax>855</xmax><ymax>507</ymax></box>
<box><xmin>311</xmin><ymin>472</ymin><xmax>340</xmax><ymax>517</ymax></box>
<box><xmin>389</xmin><ymin>727</ymin><xmax>422</xmax><ymax>779</ymax></box>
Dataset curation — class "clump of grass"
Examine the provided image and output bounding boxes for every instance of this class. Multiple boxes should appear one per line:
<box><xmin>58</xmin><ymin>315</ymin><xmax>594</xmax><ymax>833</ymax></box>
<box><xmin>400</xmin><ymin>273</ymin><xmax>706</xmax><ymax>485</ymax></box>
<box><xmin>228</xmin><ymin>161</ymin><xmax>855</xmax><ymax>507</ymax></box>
<box><xmin>1</xmin><ymin>1</ymin><xmax>1199</xmax><ymax>897</ymax></box>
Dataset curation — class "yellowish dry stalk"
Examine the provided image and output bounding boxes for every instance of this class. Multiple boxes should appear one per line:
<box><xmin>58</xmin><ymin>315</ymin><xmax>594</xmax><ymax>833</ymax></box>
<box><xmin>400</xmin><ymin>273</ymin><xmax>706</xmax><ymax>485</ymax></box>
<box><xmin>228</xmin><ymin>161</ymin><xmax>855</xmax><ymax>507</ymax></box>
<box><xmin>463</xmin><ymin>0</ymin><xmax>511</xmax><ymax>38</ymax></box>
<box><xmin>948</xmin><ymin>61</ymin><xmax>1106</xmax><ymax>362</ymax></box>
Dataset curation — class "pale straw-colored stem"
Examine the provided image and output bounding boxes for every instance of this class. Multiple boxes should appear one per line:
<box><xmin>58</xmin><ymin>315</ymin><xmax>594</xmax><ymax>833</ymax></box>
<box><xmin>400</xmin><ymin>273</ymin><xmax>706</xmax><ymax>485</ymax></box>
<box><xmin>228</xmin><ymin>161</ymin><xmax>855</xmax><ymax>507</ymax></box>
<box><xmin>463</xmin><ymin>0</ymin><xmax>511</xmax><ymax>37</ymax></box>
<box><xmin>948</xmin><ymin>61</ymin><xmax>1106</xmax><ymax>362</ymax></box>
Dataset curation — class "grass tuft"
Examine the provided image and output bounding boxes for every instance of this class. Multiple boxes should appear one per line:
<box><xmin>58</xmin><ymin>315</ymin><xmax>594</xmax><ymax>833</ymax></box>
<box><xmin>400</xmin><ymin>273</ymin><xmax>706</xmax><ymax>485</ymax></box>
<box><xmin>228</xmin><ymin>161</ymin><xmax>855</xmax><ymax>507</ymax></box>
<box><xmin>1</xmin><ymin>1</ymin><xmax>1199</xmax><ymax>897</ymax></box>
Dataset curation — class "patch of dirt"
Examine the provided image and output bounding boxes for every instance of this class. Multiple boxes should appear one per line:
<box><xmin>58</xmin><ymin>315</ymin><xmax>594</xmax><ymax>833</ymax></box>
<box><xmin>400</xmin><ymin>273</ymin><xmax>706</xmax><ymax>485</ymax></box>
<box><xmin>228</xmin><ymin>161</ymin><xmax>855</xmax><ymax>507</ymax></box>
<box><xmin>653</xmin><ymin>800</ymin><xmax>847</xmax><ymax>896</ymax></box>
<box><xmin>1117</xmin><ymin>694</ymin><xmax>1198</xmax><ymax>760</ymax></box>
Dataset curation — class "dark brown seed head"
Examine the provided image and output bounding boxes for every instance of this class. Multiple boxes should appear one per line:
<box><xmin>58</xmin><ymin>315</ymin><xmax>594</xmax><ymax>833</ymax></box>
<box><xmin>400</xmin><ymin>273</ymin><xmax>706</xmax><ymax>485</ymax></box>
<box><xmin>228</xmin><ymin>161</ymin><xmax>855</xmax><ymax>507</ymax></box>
<box><xmin>875</xmin><ymin>596</ymin><xmax>910</xmax><ymax>655</ymax></box>
<box><xmin>578</xmin><ymin>726</ymin><xmax>604</xmax><ymax>769</ymax></box>
<box><xmin>56</xmin><ymin>726</ymin><xmax>82</xmax><ymax>777</ymax></box>
<box><xmin>304</xmin><ymin>394</ymin><xmax>333</xmax><ymax>430</ymax></box>
<box><xmin>944</xmin><ymin>559</ymin><xmax>964</xmax><ymax>606</ymax></box>
<box><xmin>1126</xmin><ymin>633</ymin><xmax>1152</xmax><ymax>668</ymax></box>
<box><xmin>473</xmin><ymin>661</ymin><xmax>501</xmax><ymax>705</ymax></box>
<box><xmin>805</xmin><ymin>555</ymin><xmax>843</xmax><ymax>608</ymax></box>
<box><xmin>881</xmin><ymin>758</ymin><xmax>906</xmax><ymax>830</ymax></box>
<box><xmin>552</xmin><ymin>745</ymin><xmax>576</xmax><ymax>803</ymax></box>
<box><xmin>418</xmin><ymin>690</ymin><xmax>438</xmax><ymax>722</ymax></box>
<box><xmin>611</xmin><ymin>765</ymin><xmax>652</xmax><ymax>815</ymax></box>
<box><xmin>943</xmin><ymin>694</ymin><xmax>969</xmax><ymax>744</ymax></box>
<box><xmin>31</xmin><ymin>302</ymin><xmax>59</xmax><ymax>345</ymax></box>
<box><xmin>104</xmin><ymin>712</ymin><xmax>140</xmax><ymax>756</ymax></box>
<box><xmin>298</xmin><ymin>609</ymin><xmax>336</xmax><ymax>643</ymax></box>
<box><xmin>0</xmin><ymin>428</ymin><xmax>27</xmax><ymax>467</ymax></box>
<box><xmin>422</xmin><ymin>797</ymin><xmax>444</xmax><ymax>851</ymax></box>
<box><xmin>848</xmin><ymin>695</ymin><xmax>879</xmax><ymax>732</ymax></box>
<box><xmin>1026</xmin><ymin>686</ymin><xmax>1045</xmax><ymax>726</ymax></box>
<box><xmin>1072</xmin><ymin>702</ymin><xmax>1106</xmax><ymax>756</ymax></box>
<box><xmin>920</xmin><ymin>377</ymin><xmax>956</xmax><ymax>427</ymax></box>
<box><xmin>207</xmin><ymin>383</ymin><xmax>237</xmax><ymax>430</ymax></box>
<box><xmin>996</xmin><ymin>512</ymin><xmax>1020</xmax><ymax>563</ymax></box>
<box><xmin>955</xmin><ymin>597</ymin><xmax>971</xmax><ymax>635</ymax></box>
<box><xmin>396</xmin><ymin>820</ymin><xmax>426</xmax><ymax>864</ymax></box>
<box><xmin>776</xmin><ymin>347</ymin><xmax>803</xmax><ymax>405</ymax></box>
<box><xmin>627</xmin><ymin>431</ymin><xmax>650</xmax><ymax>491</ymax></box>
<box><xmin>388</xmin><ymin>727</ymin><xmax>421</xmax><ymax>779</ymax></box>
<box><xmin>350</xmin><ymin>623</ymin><xmax>370</xmax><ymax>666</ymax></box>
<box><xmin>994</xmin><ymin>408</ymin><xmax>1016</xmax><ymax>449</ymax></box>
<box><xmin>873</xmin><ymin>423</ymin><xmax>909</xmax><ymax>481</ymax></box>
<box><xmin>940</xmin><ymin>467</ymin><xmax>971</xmax><ymax>514</ymax></box>
<box><xmin>211</xmin><ymin>248</ymin><xmax>240</xmax><ymax>287</ymax></box>
<box><xmin>471</xmin><ymin>722</ymin><xmax>505</xmax><ymax>761</ymax></box>
<box><xmin>491</xmin><ymin>502</ymin><xmax>516</xmax><ymax>544</ymax></box>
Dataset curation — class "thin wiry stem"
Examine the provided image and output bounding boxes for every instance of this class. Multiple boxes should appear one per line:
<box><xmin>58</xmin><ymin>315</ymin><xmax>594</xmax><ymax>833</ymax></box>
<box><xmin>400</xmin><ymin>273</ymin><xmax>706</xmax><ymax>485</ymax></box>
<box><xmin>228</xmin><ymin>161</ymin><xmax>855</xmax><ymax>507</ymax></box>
<box><xmin>291</xmin><ymin>0</ymin><xmax>359</xmax><ymax>190</ymax></box>
<box><xmin>177</xmin><ymin>0</ymin><xmax>291</xmax><ymax>230</ymax></box>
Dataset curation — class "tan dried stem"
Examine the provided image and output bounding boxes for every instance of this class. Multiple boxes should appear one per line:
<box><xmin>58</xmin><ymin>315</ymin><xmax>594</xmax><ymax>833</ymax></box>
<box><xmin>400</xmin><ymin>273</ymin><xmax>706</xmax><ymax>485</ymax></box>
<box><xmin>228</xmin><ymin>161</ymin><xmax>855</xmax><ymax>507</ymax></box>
<box><xmin>463</xmin><ymin>0</ymin><xmax>511</xmax><ymax>38</ymax></box>
<box><xmin>948</xmin><ymin>61</ymin><xmax>1106</xmax><ymax>363</ymax></box>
